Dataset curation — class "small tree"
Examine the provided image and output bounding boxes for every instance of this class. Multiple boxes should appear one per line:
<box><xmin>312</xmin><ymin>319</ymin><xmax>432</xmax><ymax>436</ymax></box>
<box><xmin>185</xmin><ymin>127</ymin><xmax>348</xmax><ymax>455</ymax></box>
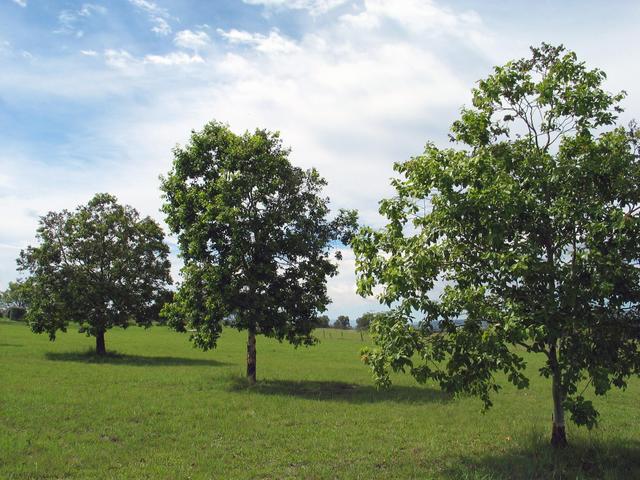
<box><xmin>18</xmin><ymin>193</ymin><xmax>172</xmax><ymax>355</ymax></box>
<box><xmin>161</xmin><ymin>121</ymin><xmax>356</xmax><ymax>383</ymax></box>
<box><xmin>353</xmin><ymin>44</ymin><xmax>640</xmax><ymax>447</ymax></box>
<box><xmin>333</xmin><ymin>315</ymin><xmax>351</xmax><ymax>329</ymax></box>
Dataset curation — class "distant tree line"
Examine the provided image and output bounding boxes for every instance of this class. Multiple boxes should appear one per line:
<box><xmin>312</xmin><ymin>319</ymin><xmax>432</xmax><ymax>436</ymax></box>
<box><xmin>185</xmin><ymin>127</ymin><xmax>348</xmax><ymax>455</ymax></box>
<box><xmin>307</xmin><ymin>312</ymin><xmax>390</xmax><ymax>331</ymax></box>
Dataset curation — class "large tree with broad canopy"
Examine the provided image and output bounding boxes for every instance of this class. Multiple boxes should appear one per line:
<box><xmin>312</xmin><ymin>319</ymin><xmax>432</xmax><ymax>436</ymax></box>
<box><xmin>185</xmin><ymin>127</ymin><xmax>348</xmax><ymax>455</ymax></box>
<box><xmin>18</xmin><ymin>193</ymin><xmax>172</xmax><ymax>355</ymax></box>
<box><xmin>353</xmin><ymin>44</ymin><xmax>640</xmax><ymax>447</ymax></box>
<box><xmin>161</xmin><ymin>121</ymin><xmax>357</xmax><ymax>383</ymax></box>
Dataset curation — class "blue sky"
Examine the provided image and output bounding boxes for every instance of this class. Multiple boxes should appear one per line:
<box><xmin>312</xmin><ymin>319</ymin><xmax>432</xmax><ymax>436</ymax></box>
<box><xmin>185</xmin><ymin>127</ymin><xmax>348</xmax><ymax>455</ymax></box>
<box><xmin>1</xmin><ymin>0</ymin><xmax>639</xmax><ymax>319</ymax></box>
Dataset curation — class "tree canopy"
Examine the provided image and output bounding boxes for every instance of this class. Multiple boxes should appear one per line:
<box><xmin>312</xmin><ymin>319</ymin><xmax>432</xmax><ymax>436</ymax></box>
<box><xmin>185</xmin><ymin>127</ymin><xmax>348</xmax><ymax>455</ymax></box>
<box><xmin>0</xmin><ymin>280</ymin><xmax>29</xmax><ymax>320</ymax></box>
<box><xmin>18</xmin><ymin>193</ymin><xmax>172</xmax><ymax>354</ymax></box>
<box><xmin>314</xmin><ymin>315</ymin><xmax>331</xmax><ymax>328</ymax></box>
<box><xmin>353</xmin><ymin>44</ymin><xmax>640</xmax><ymax>447</ymax></box>
<box><xmin>1</xmin><ymin>280</ymin><xmax>28</xmax><ymax>308</ymax></box>
<box><xmin>333</xmin><ymin>315</ymin><xmax>351</xmax><ymax>329</ymax></box>
<box><xmin>161</xmin><ymin>121</ymin><xmax>357</xmax><ymax>383</ymax></box>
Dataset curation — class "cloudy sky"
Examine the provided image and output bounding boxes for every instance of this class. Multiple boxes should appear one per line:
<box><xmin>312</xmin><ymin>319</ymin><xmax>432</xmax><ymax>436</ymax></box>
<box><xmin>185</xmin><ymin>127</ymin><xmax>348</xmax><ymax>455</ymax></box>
<box><xmin>1</xmin><ymin>0</ymin><xmax>639</xmax><ymax>319</ymax></box>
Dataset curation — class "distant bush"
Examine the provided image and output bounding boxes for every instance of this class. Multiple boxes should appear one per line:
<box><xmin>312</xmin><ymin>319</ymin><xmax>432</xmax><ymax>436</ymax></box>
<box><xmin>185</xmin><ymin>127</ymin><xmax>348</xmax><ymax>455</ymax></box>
<box><xmin>7</xmin><ymin>306</ymin><xmax>27</xmax><ymax>321</ymax></box>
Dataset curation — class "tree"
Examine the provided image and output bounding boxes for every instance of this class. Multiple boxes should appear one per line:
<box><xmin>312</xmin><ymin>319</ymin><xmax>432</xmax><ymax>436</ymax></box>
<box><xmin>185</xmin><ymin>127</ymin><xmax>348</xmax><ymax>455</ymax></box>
<box><xmin>314</xmin><ymin>315</ymin><xmax>331</xmax><ymax>328</ymax></box>
<box><xmin>1</xmin><ymin>280</ymin><xmax>29</xmax><ymax>320</ymax></box>
<box><xmin>1</xmin><ymin>280</ymin><xmax>28</xmax><ymax>308</ymax></box>
<box><xmin>18</xmin><ymin>193</ymin><xmax>172</xmax><ymax>355</ymax></box>
<box><xmin>356</xmin><ymin>311</ymin><xmax>388</xmax><ymax>331</ymax></box>
<box><xmin>161</xmin><ymin>121</ymin><xmax>357</xmax><ymax>384</ymax></box>
<box><xmin>353</xmin><ymin>44</ymin><xmax>640</xmax><ymax>447</ymax></box>
<box><xmin>333</xmin><ymin>315</ymin><xmax>351</xmax><ymax>329</ymax></box>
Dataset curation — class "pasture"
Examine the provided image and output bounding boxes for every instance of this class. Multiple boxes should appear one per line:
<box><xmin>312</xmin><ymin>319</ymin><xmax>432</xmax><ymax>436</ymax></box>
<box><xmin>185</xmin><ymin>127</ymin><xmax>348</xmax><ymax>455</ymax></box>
<box><xmin>1</xmin><ymin>318</ymin><xmax>639</xmax><ymax>479</ymax></box>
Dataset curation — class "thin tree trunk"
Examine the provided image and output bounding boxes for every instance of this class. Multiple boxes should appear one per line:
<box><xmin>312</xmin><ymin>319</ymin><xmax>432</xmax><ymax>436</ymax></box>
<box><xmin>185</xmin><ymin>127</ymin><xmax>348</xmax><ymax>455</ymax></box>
<box><xmin>96</xmin><ymin>329</ymin><xmax>106</xmax><ymax>356</ymax></box>
<box><xmin>549</xmin><ymin>344</ymin><xmax>567</xmax><ymax>447</ymax></box>
<box><xmin>247</xmin><ymin>327</ymin><xmax>257</xmax><ymax>384</ymax></box>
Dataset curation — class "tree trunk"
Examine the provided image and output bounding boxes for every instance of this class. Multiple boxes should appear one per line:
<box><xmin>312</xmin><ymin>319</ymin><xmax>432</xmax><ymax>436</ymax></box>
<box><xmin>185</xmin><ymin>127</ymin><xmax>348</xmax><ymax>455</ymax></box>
<box><xmin>550</xmin><ymin>346</ymin><xmax>567</xmax><ymax>447</ymax></box>
<box><xmin>96</xmin><ymin>329</ymin><xmax>106</xmax><ymax>356</ymax></box>
<box><xmin>247</xmin><ymin>327</ymin><xmax>256</xmax><ymax>384</ymax></box>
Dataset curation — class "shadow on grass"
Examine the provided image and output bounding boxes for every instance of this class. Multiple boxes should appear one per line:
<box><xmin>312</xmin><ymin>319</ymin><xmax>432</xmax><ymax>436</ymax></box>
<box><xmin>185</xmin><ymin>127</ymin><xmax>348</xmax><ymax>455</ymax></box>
<box><xmin>228</xmin><ymin>377</ymin><xmax>452</xmax><ymax>405</ymax></box>
<box><xmin>45</xmin><ymin>350</ymin><xmax>229</xmax><ymax>367</ymax></box>
<box><xmin>0</xmin><ymin>343</ymin><xmax>23</xmax><ymax>347</ymax></box>
<box><xmin>441</xmin><ymin>429</ymin><xmax>640</xmax><ymax>480</ymax></box>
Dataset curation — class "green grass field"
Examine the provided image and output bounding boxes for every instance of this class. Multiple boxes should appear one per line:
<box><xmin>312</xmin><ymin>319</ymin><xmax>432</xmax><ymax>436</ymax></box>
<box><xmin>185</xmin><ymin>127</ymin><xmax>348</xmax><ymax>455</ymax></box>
<box><xmin>1</xmin><ymin>318</ymin><xmax>639</xmax><ymax>479</ymax></box>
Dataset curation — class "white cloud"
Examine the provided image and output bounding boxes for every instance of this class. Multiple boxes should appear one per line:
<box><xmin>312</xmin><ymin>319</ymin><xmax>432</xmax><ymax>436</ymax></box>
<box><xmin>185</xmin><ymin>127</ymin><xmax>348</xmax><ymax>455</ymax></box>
<box><xmin>80</xmin><ymin>49</ymin><xmax>98</xmax><ymax>56</ymax></box>
<box><xmin>144</xmin><ymin>52</ymin><xmax>204</xmax><ymax>65</ymax></box>
<box><xmin>129</xmin><ymin>0</ymin><xmax>172</xmax><ymax>36</ymax></box>
<box><xmin>55</xmin><ymin>4</ymin><xmax>107</xmax><ymax>36</ymax></box>
<box><xmin>151</xmin><ymin>17</ymin><xmax>171</xmax><ymax>36</ymax></box>
<box><xmin>79</xmin><ymin>4</ymin><xmax>107</xmax><ymax>16</ymax></box>
<box><xmin>174</xmin><ymin>30</ymin><xmax>211</xmax><ymax>50</ymax></box>
<box><xmin>217</xmin><ymin>28</ymin><xmax>299</xmax><ymax>54</ymax></box>
<box><xmin>12</xmin><ymin>0</ymin><xmax>27</xmax><ymax>7</ymax></box>
<box><xmin>103</xmin><ymin>48</ymin><xmax>208</xmax><ymax>73</ymax></box>
<box><xmin>128</xmin><ymin>0</ymin><xmax>166</xmax><ymax>16</ymax></box>
<box><xmin>57</xmin><ymin>10</ymin><xmax>76</xmax><ymax>30</ymax></box>
<box><xmin>243</xmin><ymin>0</ymin><xmax>348</xmax><ymax>16</ymax></box>
<box><xmin>341</xmin><ymin>0</ymin><xmax>489</xmax><ymax>51</ymax></box>
<box><xmin>217</xmin><ymin>29</ymin><xmax>256</xmax><ymax>44</ymax></box>
<box><xmin>0</xmin><ymin>42</ymin><xmax>32</xmax><ymax>61</ymax></box>
<box><xmin>104</xmin><ymin>49</ymin><xmax>136</xmax><ymax>69</ymax></box>
<box><xmin>326</xmin><ymin>248</ymin><xmax>381</xmax><ymax>317</ymax></box>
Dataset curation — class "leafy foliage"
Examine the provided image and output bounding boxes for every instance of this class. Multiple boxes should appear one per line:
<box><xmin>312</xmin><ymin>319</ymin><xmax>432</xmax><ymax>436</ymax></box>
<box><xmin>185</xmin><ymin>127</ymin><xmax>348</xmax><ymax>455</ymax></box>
<box><xmin>353</xmin><ymin>44</ymin><xmax>640</xmax><ymax>438</ymax></box>
<box><xmin>18</xmin><ymin>193</ymin><xmax>172</xmax><ymax>352</ymax></box>
<box><xmin>160</xmin><ymin>121</ymin><xmax>357</xmax><ymax>377</ymax></box>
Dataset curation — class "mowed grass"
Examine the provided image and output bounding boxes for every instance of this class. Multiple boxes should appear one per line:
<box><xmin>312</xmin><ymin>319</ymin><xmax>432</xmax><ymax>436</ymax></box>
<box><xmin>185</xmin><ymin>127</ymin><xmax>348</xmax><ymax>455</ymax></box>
<box><xmin>1</xmin><ymin>319</ymin><xmax>639</xmax><ymax>479</ymax></box>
